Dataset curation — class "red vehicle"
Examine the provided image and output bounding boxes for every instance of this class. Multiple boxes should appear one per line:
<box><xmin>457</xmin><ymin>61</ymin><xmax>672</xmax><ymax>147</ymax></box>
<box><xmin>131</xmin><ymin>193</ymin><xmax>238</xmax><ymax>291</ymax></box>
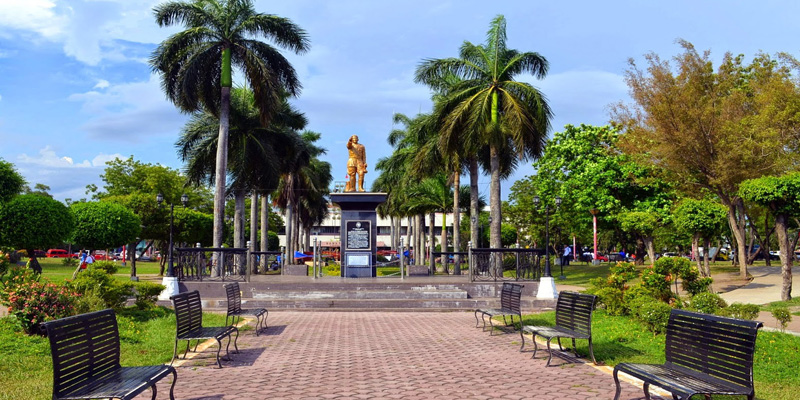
<box><xmin>93</xmin><ymin>250</ymin><xmax>108</xmax><ymax>261</ymax></box>
<box><xmin>46</xmin><ymin>249</ymin><xmax>70</xmax><ymax>258</ymax></box>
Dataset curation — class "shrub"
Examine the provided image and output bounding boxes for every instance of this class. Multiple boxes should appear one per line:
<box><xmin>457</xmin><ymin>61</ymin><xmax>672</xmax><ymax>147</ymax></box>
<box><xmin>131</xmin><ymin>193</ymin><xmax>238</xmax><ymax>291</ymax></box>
<box><xmin>607</xmin><ymin>262</ymin><xmax>638</xmax><ymax>289</ymax></box>
<box><xmin>74</xmin><ymin>288</ymin><xmax>108</xmax><ymax>313</ymax></box>
<box><xmin>594</xmin><ymin>287</ymin><xmax>626</xmax><ymax>316</ymax></box>
<box><xmin>61</xmin><ymin>257</ymin><xmax>78</xmax><ymax>267</ymax></box>
<box><xmin>640</xmin><ymin>265</ymin><xmax>672</xmax><ymax>293</ymax></box>
<box><xmin>623</xmin><ymin>284</ymin><xmax>658</xmax><ymax>318</ymax></box>
<box><xmin>717</xmin><ymin>303</ymin><xmax>760</xmax><ymax>320</ymax></box>
<box><xmin>689</xmin><ymin>292</ymin><xmax>727</xmax><ymax>314</ymax></box>
<box><xmin>91</xmin><ymin>260</ymin><xmax>118</xmax><ymax>275</ymax></box>
<box><xmin>771</xmin><ymin>306</ymin><xmax>792</xmax><ymax>331</ymax></box>
<box><xmin>132</xmin><ymin>282</ymin><xmax>165</xmax><ymax>309</ymax></box>
<box><xmin>0</xmin><ymin>267</ymin><xmax>78</xmax><ymax>334</ymax></box>
<box><xmin>638</xmin><ymin>300</ymin><xmax>672</xmax><ymax>334</ymax></box>
<box><xmin>0</xmin><ymin>251</ymin><xmax>10</xmax><ymax>276</ymax></box>
<box><xmin>69</xmin><ymin>266</ymin><xmax>133</xmax><ymax>310</ymax></box>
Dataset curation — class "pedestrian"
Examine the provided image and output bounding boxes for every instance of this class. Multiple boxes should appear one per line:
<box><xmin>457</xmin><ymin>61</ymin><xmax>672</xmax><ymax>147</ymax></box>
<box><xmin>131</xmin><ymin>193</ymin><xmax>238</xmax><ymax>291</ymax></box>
<box><xmin>562</xmin><ymin>245</ymin><xmax>571</xmax><ymax>267</ymax></box>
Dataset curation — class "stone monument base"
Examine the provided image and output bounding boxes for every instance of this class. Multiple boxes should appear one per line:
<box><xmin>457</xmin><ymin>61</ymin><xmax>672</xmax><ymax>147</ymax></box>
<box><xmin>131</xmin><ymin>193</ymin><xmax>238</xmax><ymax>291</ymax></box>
<box><xmin>284</xmin><ymin>264</ymin><xmax>309</xmax><ymax>276</ymax></box>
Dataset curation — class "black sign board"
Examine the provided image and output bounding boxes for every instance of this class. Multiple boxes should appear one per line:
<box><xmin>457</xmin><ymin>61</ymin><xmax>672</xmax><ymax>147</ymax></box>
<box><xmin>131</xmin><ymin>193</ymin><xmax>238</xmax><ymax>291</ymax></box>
<box><xmin>345</xmin><ymin>220</ymin><xmax>371</xmax><ymax>250</ymax></box>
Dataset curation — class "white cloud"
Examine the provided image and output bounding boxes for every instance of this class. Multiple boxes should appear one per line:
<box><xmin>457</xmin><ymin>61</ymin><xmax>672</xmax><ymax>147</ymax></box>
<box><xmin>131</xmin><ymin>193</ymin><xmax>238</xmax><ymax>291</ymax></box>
<box><xmin>68</xmin><ymin>74</ymin><xmax>187</xmax><ymax>141</ymax></box>
<box><xmin>93</xmin><ymin>79</ymin><xmax>110</xmax><ymax>89</ymax></box>
<box><xmin>0</xmin><ymin>0</ymin><xmax>66</xmax><ymax>39</ymax></box>
<box><xmin>15</xmin><ymin>147</ymin><xmax>124</xmax><ymax>201</ymax></box>
<box><xmin>0</xmin><ymin>94</ymin><xmax>3</xmax><ymax>101</ymax></box>
<box><xmin>0</xmin><ymin>0</ymin><xmax>167</xmax><ymax>65</ymax></box>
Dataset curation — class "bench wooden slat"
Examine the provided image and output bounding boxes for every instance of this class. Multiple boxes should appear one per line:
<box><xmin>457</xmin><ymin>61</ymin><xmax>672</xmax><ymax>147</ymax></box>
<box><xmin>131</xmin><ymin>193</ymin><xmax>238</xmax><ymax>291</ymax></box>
<box><xmin>42</xmin><ymin>309</ymin><xmax>176</xmax><ymax>400</ymax></box>
<box><xmin>474</xmin><ymin>282</ymin><xmax>524</xmax><ymax>336</ymax></box>
<box><xmin>224</xmin><ymin>282</ymin><xmax>268</xmax><ymax>336</ymax></box>
<box><xmin>613</xmin><ymin>309</ymin><xmax>762</xmax><ymax>400</ymax></box>
<box><xmin>171</xmin><ymin>290</ymin><xmax>239</xmax><ymax>368</ymax></box>
<box><xmin>521</xmin><ymin>292</ymin><xmax>597</xmax><ymax>366</ymax></box>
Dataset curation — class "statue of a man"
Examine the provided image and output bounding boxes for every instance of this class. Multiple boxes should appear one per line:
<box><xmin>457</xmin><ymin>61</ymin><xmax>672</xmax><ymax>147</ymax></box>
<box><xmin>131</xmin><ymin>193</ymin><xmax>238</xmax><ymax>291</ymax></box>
<box><xmin>346</xmin><ymin>135</ymin><xmax>367</xmax><ymax>192</ymax></box>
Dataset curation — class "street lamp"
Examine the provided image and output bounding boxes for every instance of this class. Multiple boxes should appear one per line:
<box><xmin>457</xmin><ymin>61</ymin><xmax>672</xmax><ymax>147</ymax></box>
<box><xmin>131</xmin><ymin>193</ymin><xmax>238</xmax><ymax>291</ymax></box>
<box><xmin>534</xmin><ymin>195</ymin><xmax>561</xmax><ymax>299</ymax></box>
<box><xmin>156</xmin><ymin>193</ymin><xmax>188</xmax><ymax>300</ymax></box>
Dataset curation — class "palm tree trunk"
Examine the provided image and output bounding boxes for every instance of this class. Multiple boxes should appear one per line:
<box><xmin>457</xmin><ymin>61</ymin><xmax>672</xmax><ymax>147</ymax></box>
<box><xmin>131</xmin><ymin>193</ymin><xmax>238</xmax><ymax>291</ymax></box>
<box><xmin>250</xmin><ymin>191</ymin><xmax>258</xmax><ymax>273</ymax></box>
<box><xmin>260</xmin><ymin>194</ymin><xmax>269</xmax><ymax>251</ymax></box>
<box><xmin>406</xmin><ymin>216</ymin><xmax>413</xmax><ymax>262</ymax></box>
<box><xmin>416</xmin><ymin>214</ymin><xmax>423</xmax><ymax>265</ymax></box>
<box><xmin>453</xmin><ymin>171</ymin><xmax>461</xmax><ymax>275</ymax></box>
<box><xmin>211</xmin><ymin>86</ymin><xmax>231</xmax><ymax>277</ymax></box>
<box><xmin>489</xmin><ymin>145</ymin><xmax>502</xmax><ymax>277</ymax></box>
<box><xmin>430</xmin><ymin>212</ymin><xmax>436</xmax><ymax>274</ymax></box>
<box><xmin>469</xmin><ymin>158</ymin><xmax>479</xmax><ymax>248</ymax></box>
<box><xmin>234</xmin><ymin>190</ymin><xmax>245</xmax><ymax>249</ymax></box>
<box><xmin>286</xmin><ymin>200</ymin><xmax>294</xmax><ymax>263</ymax></box>
<box><xmin>441</xmin><ymin>209</ymin><xmax>448</xmax><ymax>274</ymax></box>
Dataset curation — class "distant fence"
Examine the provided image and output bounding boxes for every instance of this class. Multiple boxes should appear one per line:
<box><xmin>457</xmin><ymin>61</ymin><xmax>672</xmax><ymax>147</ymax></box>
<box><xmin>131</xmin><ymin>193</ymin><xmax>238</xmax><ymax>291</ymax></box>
<box><xmin>469</xmin><ymin>248</ymin><xmax>544</xmax><ymax>282</ymax></box>
<box><xmin>175</xmin><ymin>248</ymin><xmax>285</xmax><ymax>282</ymax></box>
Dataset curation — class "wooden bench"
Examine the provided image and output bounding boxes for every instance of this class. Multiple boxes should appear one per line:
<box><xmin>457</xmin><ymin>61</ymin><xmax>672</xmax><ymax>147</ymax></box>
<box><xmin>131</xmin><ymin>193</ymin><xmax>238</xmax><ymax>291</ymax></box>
<box><xmin>41</xmin><ymin>309</ymin><xmax>177</xmax><ymax>400</ymax></box>
<box><xmin>170</xmin><ymin>290</ymin><xmax>239</xmax><ymax>368</ymax></box>
<box><xmin>613</xmin><ymin>309</ymin><xmax>763</xmax><ymax>400</ymax></box>
<box><xmin>474</xmin><ymin>282</ymin><xmax>523</xmax><ymax>336</ymax></box>
<box><xmin>521</xmin><ymin>291</ymin><xmax>597</xmax><ymax>366</ymax></box>
<box><xmin>224</xmin><ymin>282</ymin><xmax>268</xmax><ymax>335</ymax></box>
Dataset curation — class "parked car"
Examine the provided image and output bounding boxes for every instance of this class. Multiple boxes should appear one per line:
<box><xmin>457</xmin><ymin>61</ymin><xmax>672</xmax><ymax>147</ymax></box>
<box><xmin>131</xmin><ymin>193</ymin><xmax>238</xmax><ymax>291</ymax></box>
<box><xmin>46</xmin><ymin>249</ymin><xmax>70</xmax><ymax>258</ymax></box>
<box><xmin>93</xmin><ymin>250</ymin><xmax>108</xmax><ymax>261</ymax></box>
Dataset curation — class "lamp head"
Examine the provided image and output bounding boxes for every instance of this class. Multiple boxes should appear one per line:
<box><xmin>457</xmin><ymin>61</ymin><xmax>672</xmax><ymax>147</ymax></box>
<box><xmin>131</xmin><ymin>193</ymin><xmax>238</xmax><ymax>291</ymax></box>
<box><xmin>533</xmin><ymin>195</ymin><xmax>540</xmax><ymax>207</ymax></box>
<box><xmin>181</xmin><ymin>193</ymin><xmax>189</xmax><ymax>207</ymax></box>
<box><xmin>555</xmin><ymin>196</ymin><xmax>562</xmax><ymax>207</ymax></box>
<box><xmin>156</xmin><ymin>193</ymin><xmax>164</xmax><ymax>206</ymax></box>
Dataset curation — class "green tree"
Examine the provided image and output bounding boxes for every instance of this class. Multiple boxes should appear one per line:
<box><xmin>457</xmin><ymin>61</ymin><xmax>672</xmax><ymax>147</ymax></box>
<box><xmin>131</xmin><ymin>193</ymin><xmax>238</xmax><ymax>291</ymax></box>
<box><xmin>612</xmin><ymin>41</ymin><xmax>800</xmax><ymax>278</ymax></box>
<box><xmin>740</xmin><ymin>173</ymin><xmax>800</xmax><ymax>300</ymax></box>
<box><xmin>0</xmin><ymin>158</ymin><xmax>25</xmax><ymax>203</ymax></box>
<box><xmin>0</xmin><ymin>194</ymin><xmax>74</xmax><ymax>273</ymax></box>
<box><xmin>617</xmin><ymin>211</ymin><xmax>660</xmax><ymax>264</ymax></box>
<box><xmin>672</xmin><ymin>198</ymin><xmax>728</xmax><ymax>277</ymax></box>
<box><xmin>415</xmin><ymin>15</ymin><xmax>552</xmax><ymax>251</ymax></box>
<box><xmin>151</xmin><ymin>0</ymin><xmax>309</xmax><ymax>252</ymax></box>
<box><xmin>70</xmin><ymin>202</ymin><xmax>141</xmax><ymax>250</ymax></box>
<box><xmin>508</xmin><ymin>124</ymin><xmax>673</xmax><ymax>257</ymax></box>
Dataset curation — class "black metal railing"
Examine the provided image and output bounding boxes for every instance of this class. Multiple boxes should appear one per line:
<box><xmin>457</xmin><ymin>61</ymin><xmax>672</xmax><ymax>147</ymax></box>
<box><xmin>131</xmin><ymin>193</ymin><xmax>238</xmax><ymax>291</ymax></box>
<box><xmin>469</xmin><ymin>248</ymin><xmax>544</xmax><ymax>282</ymax></box>
<box><xmin>249</xmin><ymin>251</ymin><xmax>282</xmax><ymax>275</ymax></box>
<box><xmin>174</xmin><ymin>247</ymin><xmax>248</xmax><ymax>281</ymax></box>
<box><xmin>431</xmin><ymin>251</ymin><xmax>468</xmax><ymax>275</ymax></box>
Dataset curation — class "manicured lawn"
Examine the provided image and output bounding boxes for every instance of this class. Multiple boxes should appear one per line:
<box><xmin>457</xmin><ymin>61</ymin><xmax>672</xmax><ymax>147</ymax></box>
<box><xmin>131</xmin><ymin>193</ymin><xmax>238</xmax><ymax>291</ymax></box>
<box><xmin>518</xmin><ymin>310</ymin><xmax>800</xmax><ymax>400</ymax></box>
<box><xmin>23</xmin><ymin>257</ymin><xmax>162</xmax><ymax>283</ymax></box>
<box><xmin>0</xmin><ymin>307</ymin><xmax>229</xmax><ymax>400</ymax></box>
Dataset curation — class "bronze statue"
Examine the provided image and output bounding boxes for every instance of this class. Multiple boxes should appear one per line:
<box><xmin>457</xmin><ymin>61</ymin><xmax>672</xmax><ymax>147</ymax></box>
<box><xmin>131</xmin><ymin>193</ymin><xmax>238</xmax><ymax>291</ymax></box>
<box><xmin>346</xmin><ymin>135</ymin><xmax>367</xmax><ymax>192</ymax></box>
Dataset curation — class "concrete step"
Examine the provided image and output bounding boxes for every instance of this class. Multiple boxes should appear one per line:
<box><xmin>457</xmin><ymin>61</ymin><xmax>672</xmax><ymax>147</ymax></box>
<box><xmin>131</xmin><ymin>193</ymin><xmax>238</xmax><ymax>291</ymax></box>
<box><xmin>192</xmin><ymin>297</ymin><xmax>555</xmax><ymax>312</ymax></box>
<box><xmin>251</xmin><ymin>288</ymin><xmax>468</xmax><ymax>300</ymax></box>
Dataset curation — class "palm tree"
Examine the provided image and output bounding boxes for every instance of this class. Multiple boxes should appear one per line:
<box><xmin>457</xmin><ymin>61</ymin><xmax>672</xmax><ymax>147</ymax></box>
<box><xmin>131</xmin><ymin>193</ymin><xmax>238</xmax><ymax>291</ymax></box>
<box><xmin>273</xmin><ymin>132</ymin><xmax>331</xmax><ymax>260</ymax></box>
<box><xmin>178</xmin><ymin>87</ymin><xmax>307</xmax><ymax>273</ymax></box>
<box><xmin>151</xmin><ymin>0</ymin><xmax>309</xmax><ymax>251</ymax></box>
<box><xmin>415</xmin><ymin>15</ymin><xmax>552</xmax><ymax>251</ymax></box>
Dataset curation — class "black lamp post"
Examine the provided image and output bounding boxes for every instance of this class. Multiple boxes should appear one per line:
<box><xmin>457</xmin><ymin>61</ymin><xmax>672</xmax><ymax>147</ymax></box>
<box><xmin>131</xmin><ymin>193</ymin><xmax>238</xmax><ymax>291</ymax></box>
<box><xmin>533</xmin><ymin>195</ymin><xmax>561</xmax><ymax>278</ymax></box>
<box><xmin>157</xmin><ymin>193</ymin><xmax>188</xmax><ymax>277</ymax></box>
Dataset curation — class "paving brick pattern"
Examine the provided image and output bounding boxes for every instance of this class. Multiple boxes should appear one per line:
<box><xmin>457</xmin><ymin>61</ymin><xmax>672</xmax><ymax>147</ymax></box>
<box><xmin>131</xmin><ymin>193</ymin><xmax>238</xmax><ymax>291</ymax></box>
<box><xmin>137</xmin><ymin>312</ymin><xmax>650</xmax><ymax>400</ymax></box>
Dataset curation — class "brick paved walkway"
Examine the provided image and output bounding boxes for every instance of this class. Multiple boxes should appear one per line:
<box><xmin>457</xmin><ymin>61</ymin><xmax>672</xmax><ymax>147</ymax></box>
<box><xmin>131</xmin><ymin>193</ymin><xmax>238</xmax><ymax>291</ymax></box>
<box><xmin>137</xmin><ymin>312</ymin><xmax>650</xmax><ymax>400</ymax></box>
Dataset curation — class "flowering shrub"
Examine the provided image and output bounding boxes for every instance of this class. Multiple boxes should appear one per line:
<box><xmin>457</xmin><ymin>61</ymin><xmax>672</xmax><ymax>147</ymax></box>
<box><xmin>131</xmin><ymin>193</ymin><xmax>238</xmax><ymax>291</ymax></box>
<box><xmin>70</xmin><ymin>266</ymin><xmax>133</xmax><ymax>310</ymax></box>
<box><xmin>0</xmin><ymin>267</ymin><xmax>78</xmax><ymax>334</ymax></box>
<box><xmin>638</xmin><ymin>300</ymin><xmax>672</xmax><ymax>334</ymax></box>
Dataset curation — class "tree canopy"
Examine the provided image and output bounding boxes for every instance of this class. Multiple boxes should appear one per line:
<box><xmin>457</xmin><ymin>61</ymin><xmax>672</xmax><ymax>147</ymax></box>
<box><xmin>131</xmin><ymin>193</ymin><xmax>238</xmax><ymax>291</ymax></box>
<box><xmin>0</xmin><ymin>194</ymin><xmax>74</xmax><ymax>272</ymax></box>
<box><xmin>70</xmin><ymin>202</ymin><xmax>141</xmax><ymax>250</ymax></box>
<box><xmin>0</xmin><ymin>158</ymin><xmax>25</xmax><ymax>204</ymax></box>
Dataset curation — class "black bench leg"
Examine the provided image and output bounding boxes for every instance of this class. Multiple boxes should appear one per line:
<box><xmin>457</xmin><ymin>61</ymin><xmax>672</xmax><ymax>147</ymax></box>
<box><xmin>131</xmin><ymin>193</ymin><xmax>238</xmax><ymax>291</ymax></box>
<box><xmin>264</xmin><ymin>309</ymin><xmax>269</xmax><ymax>329</ymax></box>
<box><xmin>587</xmin><ymin>338</ymin><xmax>597</xmax><ymax>364</ymax></box>
<box><xmin>215</xmin><ymin>338</ymin><xmax>224</xmax><ymax>368</ymax></box>
<box><xmin>556</xmin><ymin>337</ymin><xmax>564</xmax><ymax>351</ymax></box>
<box><xmin>643</xmin><ymin>382</ymin><xmax>652</xmax><ymax>400</ymax></box>
<box><xmin>488</xmin><ymin>315</ymin><xmax>496</xmax><ymax>336</ymax></box>
<box><xmin>170</xmin><ymin>339</ymin><xmax>179</xmax><ymax>366</ymax></box>
<box><xmin>519</xmin><ymin>326</ymin><xmax>526</xmax><ymax>352</ymax></box>
<box><xmin>168</xmin><ymin>367</ymin><xmax>177</xmax><ymax>400</ymax></box>
<box><xmin>232</xmin><ymin>327</ymin><xmax>240</xmax><ymax>353</ymax></box>
<box><xmin>545</xmin><ymin>338</ymin><xmax>554</xmax><ymax>367</ymax></box>
<box><xmin>531</xmin><ymin>333</ymin><xmax>540</xmax><ymax>360</ymax></box>
<box><xmin>613</xmin><ymin>368</ymin><xmax>622</xmax><ymax>400</ymax></box>
<box><xmin>184</xmin><ymin>340</ymin><xmax>192</xmax><ymax>359</ymax></box>
<box><xmin>474</xmin><ymin>310</ymin><xmax>481</xmax><ymax>328</ymax></box>
<box><xmin>572</xmin><ymin>338</ymin><xmax>579</xmax><ymax>358</ymax></box>
<box><xmin>150</xmin><ymin>382</ymin><xmax>157</xmax><ymax>400</ymax></box>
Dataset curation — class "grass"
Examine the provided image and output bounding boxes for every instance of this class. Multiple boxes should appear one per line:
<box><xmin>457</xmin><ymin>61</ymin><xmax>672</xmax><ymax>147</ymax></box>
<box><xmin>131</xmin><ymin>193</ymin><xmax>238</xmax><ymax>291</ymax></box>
<box><xmin>0</xmin><ymin>307</ymin><xmax>229</xmax><ymax>400</ymax></box>
<box><xmin>516</xmin><ymin>310</ymin><xmax>800</xmax><ymax>400</ymax></box>
<box><xmin>23</xmin><ymin>257</ymin><xmax>162</xmax><ymax>283</ymax></box>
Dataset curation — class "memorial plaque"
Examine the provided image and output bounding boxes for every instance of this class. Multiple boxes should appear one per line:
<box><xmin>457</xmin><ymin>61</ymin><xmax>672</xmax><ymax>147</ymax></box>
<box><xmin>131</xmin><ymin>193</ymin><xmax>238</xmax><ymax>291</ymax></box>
<box><xmin>345</xmin><ymin>220</ymin><xmax>371</xmax><ymax>250</ymax></box>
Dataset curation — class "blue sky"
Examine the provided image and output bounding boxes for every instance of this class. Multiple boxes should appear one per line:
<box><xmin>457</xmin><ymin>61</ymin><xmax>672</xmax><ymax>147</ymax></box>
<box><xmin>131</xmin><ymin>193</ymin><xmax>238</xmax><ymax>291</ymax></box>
<box><xmin>1</xmin><ymin>0</ymin><xmax>799</xmax><ymax>202</ymax></box>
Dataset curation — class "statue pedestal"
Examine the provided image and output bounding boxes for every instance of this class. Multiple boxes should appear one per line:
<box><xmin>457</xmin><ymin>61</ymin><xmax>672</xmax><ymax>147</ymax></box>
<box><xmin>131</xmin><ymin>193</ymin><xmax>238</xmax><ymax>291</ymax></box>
<box><xmin>330</xmin><ymin>193</ymin><xmax>387</xmax><ymax>278</ymax></box>
<box><xmin>537</xmin><ymin>276</ymin><xmax>558</xmax><ymax>299</ymax></box>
